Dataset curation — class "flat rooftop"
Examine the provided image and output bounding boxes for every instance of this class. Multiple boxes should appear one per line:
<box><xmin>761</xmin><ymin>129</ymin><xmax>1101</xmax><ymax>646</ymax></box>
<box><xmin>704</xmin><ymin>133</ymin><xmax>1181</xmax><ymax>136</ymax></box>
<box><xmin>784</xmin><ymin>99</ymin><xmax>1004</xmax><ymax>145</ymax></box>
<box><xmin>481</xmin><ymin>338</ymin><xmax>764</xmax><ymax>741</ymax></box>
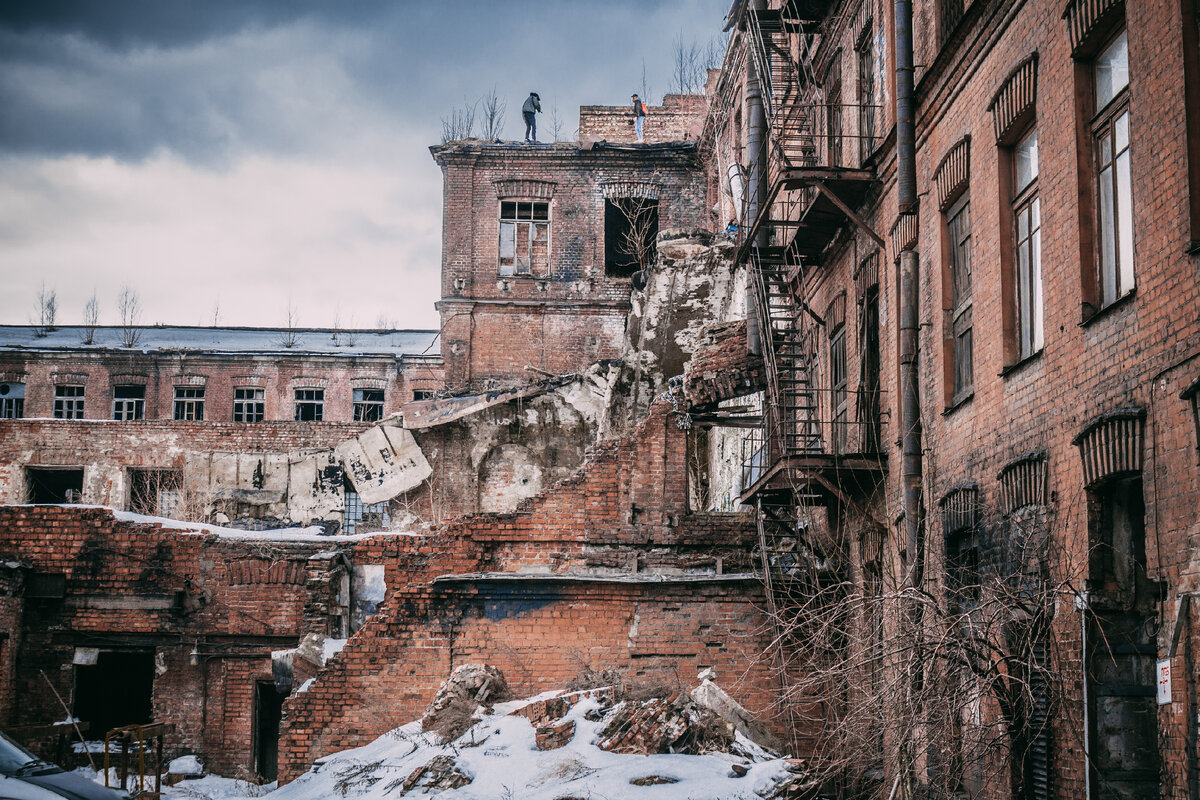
<box><xmin>0</xmin><ymin>325</ymin><xmax>440</xmax><ymax>358</ymax></box>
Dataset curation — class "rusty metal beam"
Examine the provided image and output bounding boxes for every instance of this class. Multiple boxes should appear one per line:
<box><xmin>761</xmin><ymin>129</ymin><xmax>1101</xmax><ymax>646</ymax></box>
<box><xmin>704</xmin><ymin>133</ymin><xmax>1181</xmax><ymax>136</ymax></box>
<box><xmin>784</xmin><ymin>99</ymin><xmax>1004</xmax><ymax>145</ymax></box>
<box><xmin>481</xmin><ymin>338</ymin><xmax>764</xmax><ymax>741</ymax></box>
<box><xmin>812</xmin><ymin>180</ymin><xmax>886</xmax><ymax>249</ymax></box>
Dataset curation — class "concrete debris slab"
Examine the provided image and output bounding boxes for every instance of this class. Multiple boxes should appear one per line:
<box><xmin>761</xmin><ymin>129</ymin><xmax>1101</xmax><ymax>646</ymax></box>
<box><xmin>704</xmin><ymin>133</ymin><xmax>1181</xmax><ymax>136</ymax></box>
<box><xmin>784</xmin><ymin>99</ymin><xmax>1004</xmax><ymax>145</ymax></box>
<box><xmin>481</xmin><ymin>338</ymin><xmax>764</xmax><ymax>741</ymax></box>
<box><xmin>335</xmin><ymin>423</ymin><xmax>431</xmax><ymax>505</ymax></box>
<box><xmin>400</xmin><ymin>378</ymin><xmax>576</xmax><ymax>429</ymax></box>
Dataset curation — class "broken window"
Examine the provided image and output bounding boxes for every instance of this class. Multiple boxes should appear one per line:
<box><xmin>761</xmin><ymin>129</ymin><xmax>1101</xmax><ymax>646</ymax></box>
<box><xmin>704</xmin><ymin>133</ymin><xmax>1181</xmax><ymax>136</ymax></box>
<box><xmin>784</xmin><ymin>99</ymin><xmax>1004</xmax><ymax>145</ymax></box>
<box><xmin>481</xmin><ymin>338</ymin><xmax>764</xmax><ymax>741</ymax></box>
<box><xmin>344</xmin><ymin>485</ymin><xmax>389</xmax><ymax>534</ymax></box>
<box><xmin>173</xmin><ymin>387</ymin><xmax>204</xmax><ymax>421</ymax></box>
<box><xmin>233</xmin><ymin>387</ymin><xmax>264</xmax><ymax>422</ymax></box>
<box><xmin>1093</xmin><ymin>30</ymin><xmax>1134</xmax><ymax>308</ymax></box>
<box><xmin>353</xmin><ymin>388</ymin><xmax>384</xmax><ymax>422</ymax></box>
<box><xmin>499</xmin><ymin>200</ymin><xmax>550</xmax><ymax>276</ymax></box>
<box><xmin>112</xmin><ymin>385</ymin><xmax>145</xmax><ymax>421</ymax></box>
<box><xmin>856</xmin><ymin>262</ymin><xmax>882</xmax><ymax>453</ymax></box>
<box><xmin>412</xmin><ymin>389</ymin><xmax>435</xmax><ymax>401</ymax></box>
<box><xmin>54</xmin><ymin>385</ymin><xmax>84</xmax><ymax>419</ymax></box>
<box><xmin>0</xmin><ymin>381</ymin><xmax>24</xmax><ymax>418</ymax></box>
<box><xmin>26</xmin><ymin>467</ymin><xmax>84</xmax><ymax>503</ymax></box>
<box><xmin>294</xmin><ymin>389</ymin><xmax>324</xmax><ymax>421</ymax></box>
<box><xmin>1088</xmin><ymin>475</ymin><xmax>1147</xmax><ymax>598</ymax></box>
<box><xmin>128</xmin><ymin>468</ymin><xmax>182</xmax><ymax>517</ymax></box>
<box><xmin>605</xmin><ymin>198</ymin><xmax>659</xmax><ymax>276</ymax></box>
<box><xmin>945</xmin><ymin>195</ymin><xmax>974</xmax><ymax>405</ymax></box>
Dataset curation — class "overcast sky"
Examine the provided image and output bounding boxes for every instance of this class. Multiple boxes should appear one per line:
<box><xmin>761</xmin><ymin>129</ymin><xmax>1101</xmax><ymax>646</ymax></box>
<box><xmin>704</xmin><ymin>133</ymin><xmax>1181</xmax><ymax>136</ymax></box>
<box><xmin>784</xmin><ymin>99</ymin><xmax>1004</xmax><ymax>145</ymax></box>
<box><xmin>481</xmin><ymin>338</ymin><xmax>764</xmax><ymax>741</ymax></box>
<box><xmin>0</xmin><ymin>0</ymin><xmax>729</xmax><ymax>331</ymax></box>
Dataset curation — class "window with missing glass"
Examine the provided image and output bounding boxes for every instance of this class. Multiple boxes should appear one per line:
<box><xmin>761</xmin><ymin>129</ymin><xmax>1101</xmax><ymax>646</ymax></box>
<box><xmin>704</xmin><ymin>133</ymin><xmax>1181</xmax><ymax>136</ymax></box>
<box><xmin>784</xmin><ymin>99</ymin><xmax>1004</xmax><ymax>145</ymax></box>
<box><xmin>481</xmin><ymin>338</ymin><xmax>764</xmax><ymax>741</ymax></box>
<box><xmin>173</xmin><ymin>387</ymin><xmax>204</xmax><ymax>421</ymax></box>
<box><xmin>1093</xmin><ymin>30</ymin><xmax>1134</xmax><ymax>307</ymax></box>
<box><xmin>54</xmin><ymin>385</ymin><xmax>85</xmax><ymax>419</ymax></box>
<box><xmin>353</xmin><ymin>388</ymin><xmax>384</xmax><ymax>422</ymax></box>
<box><xmin>233</xmin><ymin>387</ymin><xmax>264</xmax><ymax>422</ymax></box>
<box><xmin>294</xmin><ymin>389</ymin><xmax>324</xmax><ymax>421</ymax></box>
<box><xmin>112</xmin><ymin>385</ymin><xmax>145</xmax><ymax>421</ymax></box>
<box><xmin>1012</xmin><ymin>129</ymin><xmax>1043</xmax><ymax>358</ymax></box>
<box><xmin>0</xmin><ymin>382</ymin><xmax>24</xmax><ymax>419</ymax></box>
<box><xmin>499</xmin><ymin>201</ymin><xmax>549</xmax><ymax>276</ymax></box>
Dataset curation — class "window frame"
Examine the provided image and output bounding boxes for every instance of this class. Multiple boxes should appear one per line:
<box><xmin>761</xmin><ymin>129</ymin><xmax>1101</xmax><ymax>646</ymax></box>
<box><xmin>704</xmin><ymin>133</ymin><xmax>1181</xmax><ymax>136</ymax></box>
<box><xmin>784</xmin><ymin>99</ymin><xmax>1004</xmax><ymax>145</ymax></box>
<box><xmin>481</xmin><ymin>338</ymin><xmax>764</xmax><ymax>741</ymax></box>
<box><xmin>233</xmin><ymin>387</ymin><xmax>265</xmax><ymax>423</ymax></box>
<box><xmin>945</xmin><ymin>193</ymin><xmax>974</xmax><ymax>406</ymax></box>
<box><xmin>0</xmin><ymin>382</ymin><xmax>25</xmax><ymax>419</ymax></box>
<box><xmin>53</xmin><ymin>385</ymin><xmax>85</xmax><ymax>419</ymax></box>
<box><xmin>1091</xmin><ymin>29</ymin><xmax>1135</xmax><ymax>309</ymax></box>
<box><xmin>828</xmin><ymin>316</ymin><xmax>848</xmax><ymax>455</ymax></box>
<box><xmin>112</xmin><ymin>384</ymin><xmax>146</xmax><ymax>421</ymax></box>
<box><xmin>353</xmin><ymin>388</ymin><xmax>385</xmax><ymax>422</ymax></box>
<box><xmin>825</xmin><ymin>53</ymin><xmax>843</xmax><ymax>167</ymax></box>
<box><xmin>856</xmin><ymin>30</ymin><xmax>876</xmax><ymax>165</ymax></box>
<box><xmin>1012</xmin><ymin>128</ymin><xmax>1043</xmax><ymax>360</ymax></box>
<box><xmin>293</xmin><ymin>388</ymin><xmax>325</xmax><ymax>422</ymax></box>
<box><xmin>498</xmin><ymin>200</ymin><xmax>550</xmax><ymax>277</ymax></box>
<box><xmin>173</xmin><ymin>387</ymin><xmax>205</xmax><ymax>421</ymax></box>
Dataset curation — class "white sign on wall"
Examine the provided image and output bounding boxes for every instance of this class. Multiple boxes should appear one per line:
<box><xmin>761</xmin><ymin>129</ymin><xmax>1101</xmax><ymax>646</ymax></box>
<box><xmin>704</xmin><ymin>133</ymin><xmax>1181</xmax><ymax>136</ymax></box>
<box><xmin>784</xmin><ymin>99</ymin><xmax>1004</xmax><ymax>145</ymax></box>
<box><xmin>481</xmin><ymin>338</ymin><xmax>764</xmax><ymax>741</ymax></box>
<box><xmin>1157</xmin><ymin>659</ymin><xmax>1172</xmax><ymax>705</ymax></box>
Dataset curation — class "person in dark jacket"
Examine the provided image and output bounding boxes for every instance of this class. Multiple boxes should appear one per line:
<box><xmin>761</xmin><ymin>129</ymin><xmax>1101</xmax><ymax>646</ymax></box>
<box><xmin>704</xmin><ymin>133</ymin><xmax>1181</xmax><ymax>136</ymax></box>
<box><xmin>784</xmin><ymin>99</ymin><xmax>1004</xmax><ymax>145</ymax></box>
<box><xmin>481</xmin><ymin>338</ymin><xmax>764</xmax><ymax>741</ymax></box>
<box><xmin>522</xmin><ymin>92</ymin><xmax>542</xmax><ymax>142</ymax></box>
<box><xmin>632</xmin><ymin>94</ymin><xmax>647</xmax><ymax>142</ymax></box>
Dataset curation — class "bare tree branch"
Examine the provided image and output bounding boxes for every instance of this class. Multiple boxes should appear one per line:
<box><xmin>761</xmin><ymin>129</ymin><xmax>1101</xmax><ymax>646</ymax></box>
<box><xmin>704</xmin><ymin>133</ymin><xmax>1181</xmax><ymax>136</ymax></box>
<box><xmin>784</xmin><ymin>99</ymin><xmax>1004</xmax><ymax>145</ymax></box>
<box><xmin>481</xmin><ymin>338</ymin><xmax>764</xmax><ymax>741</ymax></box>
<box><xmin>117</xmin><ymin>286</ymin><xmax>142</xmax><ymax>348</ymax></box>
<box><xmin>81</xmin><ymin>292</ymin><xmax>99</xmax><ymax>345</ymax></box>
<box><xmin>479</xmin><ymin>86</ymin><xmax>506</xmax><ymax>140</ymax></box>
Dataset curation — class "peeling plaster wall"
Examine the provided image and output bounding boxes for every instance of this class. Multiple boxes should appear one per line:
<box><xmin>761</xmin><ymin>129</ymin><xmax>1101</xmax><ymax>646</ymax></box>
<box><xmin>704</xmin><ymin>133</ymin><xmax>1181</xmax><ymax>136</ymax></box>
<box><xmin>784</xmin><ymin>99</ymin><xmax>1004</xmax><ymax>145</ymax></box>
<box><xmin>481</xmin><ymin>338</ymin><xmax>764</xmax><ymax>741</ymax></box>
<box><xmin>603</xmin><ymin>230</ymin><xmax>747</xmax><ymax>437</ymax></box>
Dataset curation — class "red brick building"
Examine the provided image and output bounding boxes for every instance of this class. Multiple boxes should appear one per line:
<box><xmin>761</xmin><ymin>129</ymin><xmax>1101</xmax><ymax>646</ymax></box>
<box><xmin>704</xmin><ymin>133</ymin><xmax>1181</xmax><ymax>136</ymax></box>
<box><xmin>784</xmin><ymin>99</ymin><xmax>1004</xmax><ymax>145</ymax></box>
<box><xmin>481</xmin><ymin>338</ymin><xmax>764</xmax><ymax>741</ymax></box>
<box><xmin>430</xmin><ymin>101</ymin><xmax>712</xmax><ymax>391</ymax></box>
<box><xmin>714</xmin><ymin>0</ymin><xmax>1200</xmax><ymax>797</ymax></box>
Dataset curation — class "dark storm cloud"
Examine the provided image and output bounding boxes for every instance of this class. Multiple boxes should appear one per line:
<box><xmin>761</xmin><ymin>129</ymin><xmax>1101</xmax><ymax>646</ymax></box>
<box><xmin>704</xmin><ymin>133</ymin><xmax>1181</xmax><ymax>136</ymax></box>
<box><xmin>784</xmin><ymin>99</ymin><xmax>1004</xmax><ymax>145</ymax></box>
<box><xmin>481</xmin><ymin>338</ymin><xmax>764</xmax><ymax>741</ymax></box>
<box><xmin>0</xmin><ymin>0</ymin><xmax>727</xmax><ymax>162</ymax></box>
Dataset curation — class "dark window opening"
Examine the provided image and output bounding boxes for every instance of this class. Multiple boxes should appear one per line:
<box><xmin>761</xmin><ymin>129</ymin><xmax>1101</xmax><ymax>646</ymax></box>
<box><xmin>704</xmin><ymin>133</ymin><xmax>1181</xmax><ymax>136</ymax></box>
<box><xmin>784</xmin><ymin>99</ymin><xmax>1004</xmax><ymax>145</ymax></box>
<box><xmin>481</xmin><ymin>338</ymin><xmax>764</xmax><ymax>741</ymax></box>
<box><xmin>54</xmin><ymin>385</ymin><xmax>84</xmax><ymax>419</ymax></box>
<box><xmin>112</xmin><ymin>385</ymin><xmax>145</xmax><ymax>421</ymax></box>
<box><xmin>412</xmin><ymin>389</ymin><xmax>435</xmax><ymax>401</ymax></box>
<box><xmin>857</xmin><ymin>286</ymin><xmax>881</xmax><ymax>453</ymax></box>
<box><xmin>1089</xmin><ymin>475</ymin><xmax>1147</xmax><ymax>598</ymax></box>
<box><xmin>605</xmin><ymin>198</ymin><xmax>659</xmax><ymax>276</ymax></box>
<box><xmin>128</xmin><ymin>469</ymin><xmax>182</xmax><ymax>517</ymax></box>
<box><xmin>0</xmin><ymin>382</ymin><xmax>25</xmax><ymax>419</ymax></box>
<box><xmin>829</xmin><ymin>323</ymin><xmax>848</xmax><ymax>455</ymax></box>
<box><xmin>26</xmin><ymin>468</ymin><xmax>83</xmax><ymax>504</ymax></box>
<box><xmin>499</xmin><ymin>200</ymin><xmax>550</xmax><ymax>276</ymax></box>
<box><xmin>173</xmin><ymin>387</ymin><xmax>204</xmax><ymax>421</ymax></box>
<box><xmin>353</xmin><ymin>388</ymin><xmax>384</xmax><ymax>422</ymax></box>
<box><xmin>254</xmin><ymin>680</ymin><xmax>283</xmax><ymax>782</ymax></box>
<box><xmin>293</xmin><ymin>389</ymin><xmax>324</xmax><ymax>422</ymax></box>
<box><xmin>945</xmin><ymin>526</ymin><xmax>982</xmax><ymax>615</ymax></box>
<box><xmin>233</xmin><ymin>388</ymin><xmax>264</xmax><ymax>422</ymax></box>
<box><xmin>73</xmin><ymin>650</ymin><xmax>154</xmax><ymax>738</ymax></box>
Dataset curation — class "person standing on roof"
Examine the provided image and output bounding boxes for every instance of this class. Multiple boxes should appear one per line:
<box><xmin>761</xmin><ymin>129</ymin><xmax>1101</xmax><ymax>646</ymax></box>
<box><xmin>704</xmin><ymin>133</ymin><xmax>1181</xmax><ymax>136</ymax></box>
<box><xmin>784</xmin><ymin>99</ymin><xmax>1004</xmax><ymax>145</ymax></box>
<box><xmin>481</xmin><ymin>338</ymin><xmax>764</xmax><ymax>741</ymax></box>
<box><xmin>632</xmin><ymin>93</ymin><xmax>647</xmax><ymax>142</ymax></box>
<box><xmin>522</xmin><ymin>92</ymin><xmax>542</xmax><ymax>143</ymax></box>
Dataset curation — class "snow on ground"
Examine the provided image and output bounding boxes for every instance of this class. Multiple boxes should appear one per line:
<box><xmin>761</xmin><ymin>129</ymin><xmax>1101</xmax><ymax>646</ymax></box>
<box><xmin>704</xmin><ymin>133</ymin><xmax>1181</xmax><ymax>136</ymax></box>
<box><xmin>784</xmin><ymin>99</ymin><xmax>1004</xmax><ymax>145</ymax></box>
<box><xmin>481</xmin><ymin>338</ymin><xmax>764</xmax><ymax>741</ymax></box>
<box><xmin>267</xmin><ymin>693</ymin><xmax>791</xmax><ymax>800</ymax></box>
<box><xmin>74</xmin><ymin>767</ymin><xmax>275</xmax><ymax>800</ymax></box>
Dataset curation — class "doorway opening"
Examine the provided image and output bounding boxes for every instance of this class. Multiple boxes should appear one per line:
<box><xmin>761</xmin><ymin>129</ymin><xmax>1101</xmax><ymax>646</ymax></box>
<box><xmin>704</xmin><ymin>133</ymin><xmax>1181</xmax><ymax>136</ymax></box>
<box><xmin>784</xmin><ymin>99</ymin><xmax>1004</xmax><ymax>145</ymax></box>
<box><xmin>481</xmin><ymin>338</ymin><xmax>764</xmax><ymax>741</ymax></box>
<box><xmin>73</xmin><ymin>650</ymin><xmax>154</xmax><ymax>737</ymax></box>
<box><xmin>254</xmin><ymin>680</ymin><xmax>283</xmax><ymax>781</ymax></box>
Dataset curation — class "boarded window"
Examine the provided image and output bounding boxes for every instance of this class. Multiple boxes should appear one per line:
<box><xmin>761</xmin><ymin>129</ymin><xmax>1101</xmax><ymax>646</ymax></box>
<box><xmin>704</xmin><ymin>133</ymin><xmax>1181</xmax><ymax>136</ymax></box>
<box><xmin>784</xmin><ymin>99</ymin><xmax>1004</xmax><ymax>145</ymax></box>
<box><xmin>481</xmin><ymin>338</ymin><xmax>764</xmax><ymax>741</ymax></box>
<box><xmin>499</xmin><ymin>201</ymin><xmax>550</xmax><ymax>276</ymax></box>
<box><xmin>605</xmin><ymin>198</ymin><xmax>659</xmax><ymax>276</ymax></box>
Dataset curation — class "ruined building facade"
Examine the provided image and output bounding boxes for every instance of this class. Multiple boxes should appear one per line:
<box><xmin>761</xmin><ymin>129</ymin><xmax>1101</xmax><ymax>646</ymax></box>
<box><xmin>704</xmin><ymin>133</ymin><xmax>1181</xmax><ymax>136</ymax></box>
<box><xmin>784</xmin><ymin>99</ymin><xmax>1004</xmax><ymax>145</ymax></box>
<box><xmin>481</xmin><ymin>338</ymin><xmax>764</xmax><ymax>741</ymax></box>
<box><xmin>712</xmin><ymin>0</ymin><xmax>1200</xmax><ymax>797</ymax></box>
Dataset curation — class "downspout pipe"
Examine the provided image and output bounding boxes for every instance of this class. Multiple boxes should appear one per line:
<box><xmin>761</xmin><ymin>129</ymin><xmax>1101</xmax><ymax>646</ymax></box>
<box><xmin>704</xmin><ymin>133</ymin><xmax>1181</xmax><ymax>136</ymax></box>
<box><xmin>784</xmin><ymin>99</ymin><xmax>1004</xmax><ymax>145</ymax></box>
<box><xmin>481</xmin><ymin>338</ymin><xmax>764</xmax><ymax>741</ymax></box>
<box><xmin>745</xmin><ymin>0</ymin><xmax>767</xmax><ymax>356</ymax></box>
<box><xmin>894</xmin><ymin>0</ymin><xmax>922</xmax><ymax>584</ymax></box>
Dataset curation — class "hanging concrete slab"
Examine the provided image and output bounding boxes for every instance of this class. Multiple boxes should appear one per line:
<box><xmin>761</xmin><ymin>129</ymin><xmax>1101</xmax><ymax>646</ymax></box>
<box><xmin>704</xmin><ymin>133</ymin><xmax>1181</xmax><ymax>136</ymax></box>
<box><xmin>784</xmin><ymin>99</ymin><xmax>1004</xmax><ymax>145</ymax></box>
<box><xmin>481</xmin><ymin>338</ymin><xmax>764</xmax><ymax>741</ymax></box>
<box><xmin>335</xmin><ymin>423</ymin><xmax>431</xmax><ymax>505</ymax></box>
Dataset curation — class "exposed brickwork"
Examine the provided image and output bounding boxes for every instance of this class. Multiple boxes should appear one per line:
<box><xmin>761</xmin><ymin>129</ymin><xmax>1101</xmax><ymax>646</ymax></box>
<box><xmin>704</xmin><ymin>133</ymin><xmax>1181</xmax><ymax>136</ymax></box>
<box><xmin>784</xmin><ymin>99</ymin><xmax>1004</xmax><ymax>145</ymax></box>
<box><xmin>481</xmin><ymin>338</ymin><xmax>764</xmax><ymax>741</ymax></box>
<box><xmin>0</xmin><ymin>505</ymin><xmax>359</xmax><ymax>775</ymax></box>
<box><xmin>578</xmin><ymin>94</ymin><xmax>707</xmax><ymax>144</ymax></box>
<box><xmin>276</xmin><ymin>403</ymin><xmax>796</xmax><ymax>781</ymax></box>
<box><xmin>682</xmin><ymin>319</ymin><xmax>765</xmax><ymax>408</ymax></box>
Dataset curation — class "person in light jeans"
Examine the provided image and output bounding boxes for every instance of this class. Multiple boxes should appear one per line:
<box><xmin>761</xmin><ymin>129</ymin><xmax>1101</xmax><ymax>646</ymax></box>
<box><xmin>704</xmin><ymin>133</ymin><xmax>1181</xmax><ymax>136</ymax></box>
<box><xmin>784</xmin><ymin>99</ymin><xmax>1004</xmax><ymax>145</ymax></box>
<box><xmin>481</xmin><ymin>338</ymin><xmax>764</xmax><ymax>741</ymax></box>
<box><xmin>632</xmin><ymin>94</ymin><xmax>646</xmax><ymax>142</ymax></box>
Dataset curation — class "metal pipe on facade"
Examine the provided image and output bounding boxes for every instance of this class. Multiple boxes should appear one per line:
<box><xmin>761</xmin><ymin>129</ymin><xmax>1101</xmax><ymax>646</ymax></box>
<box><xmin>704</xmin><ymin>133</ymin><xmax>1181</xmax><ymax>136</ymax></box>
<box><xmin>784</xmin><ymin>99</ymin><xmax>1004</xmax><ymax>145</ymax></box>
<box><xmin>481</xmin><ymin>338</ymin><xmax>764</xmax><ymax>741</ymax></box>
<box><xmin>894</xmin><ymin>0</ymin><xmax>922</xmax><ymax>581</ymax></box>
<box><xmin>745</xmin><ymin>0</ymin><xmax>767</xmax><ymax>356</ymax></box>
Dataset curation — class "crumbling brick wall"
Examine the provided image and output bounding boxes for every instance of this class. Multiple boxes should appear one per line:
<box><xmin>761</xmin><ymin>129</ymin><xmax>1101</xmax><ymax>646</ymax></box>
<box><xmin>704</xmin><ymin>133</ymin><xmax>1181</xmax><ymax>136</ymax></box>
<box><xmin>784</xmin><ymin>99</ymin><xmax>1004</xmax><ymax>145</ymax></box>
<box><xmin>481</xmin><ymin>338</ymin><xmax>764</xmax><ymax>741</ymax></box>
<box><xmin>276</xmin><ymin>403</ymin><xmax>797</xmax><ymax>781</ymax></box>
<box><xmin>578</xmin><ymin>94</ymin><xmax>707</xmax><ymax>144</ymax></box>
<box><xmin>0</xmin><ymin>506</ymin><xmax>363</xmax><ymax>775</ymax></box>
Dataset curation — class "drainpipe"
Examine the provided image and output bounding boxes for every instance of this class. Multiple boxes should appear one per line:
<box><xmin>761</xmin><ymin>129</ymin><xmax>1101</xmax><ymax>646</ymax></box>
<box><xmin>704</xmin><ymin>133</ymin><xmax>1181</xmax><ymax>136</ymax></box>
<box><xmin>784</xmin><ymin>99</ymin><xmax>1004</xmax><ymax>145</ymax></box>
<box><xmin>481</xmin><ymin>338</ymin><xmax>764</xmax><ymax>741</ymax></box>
<box><xmin>894</xmin><ymin>0</ymin><xmax>921</xmax><ymax>585</ymax></box>
<box><xmin>745</xmin><ymin>0</ymin><xmax>767</xmax><ymax>356</ymax></box>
